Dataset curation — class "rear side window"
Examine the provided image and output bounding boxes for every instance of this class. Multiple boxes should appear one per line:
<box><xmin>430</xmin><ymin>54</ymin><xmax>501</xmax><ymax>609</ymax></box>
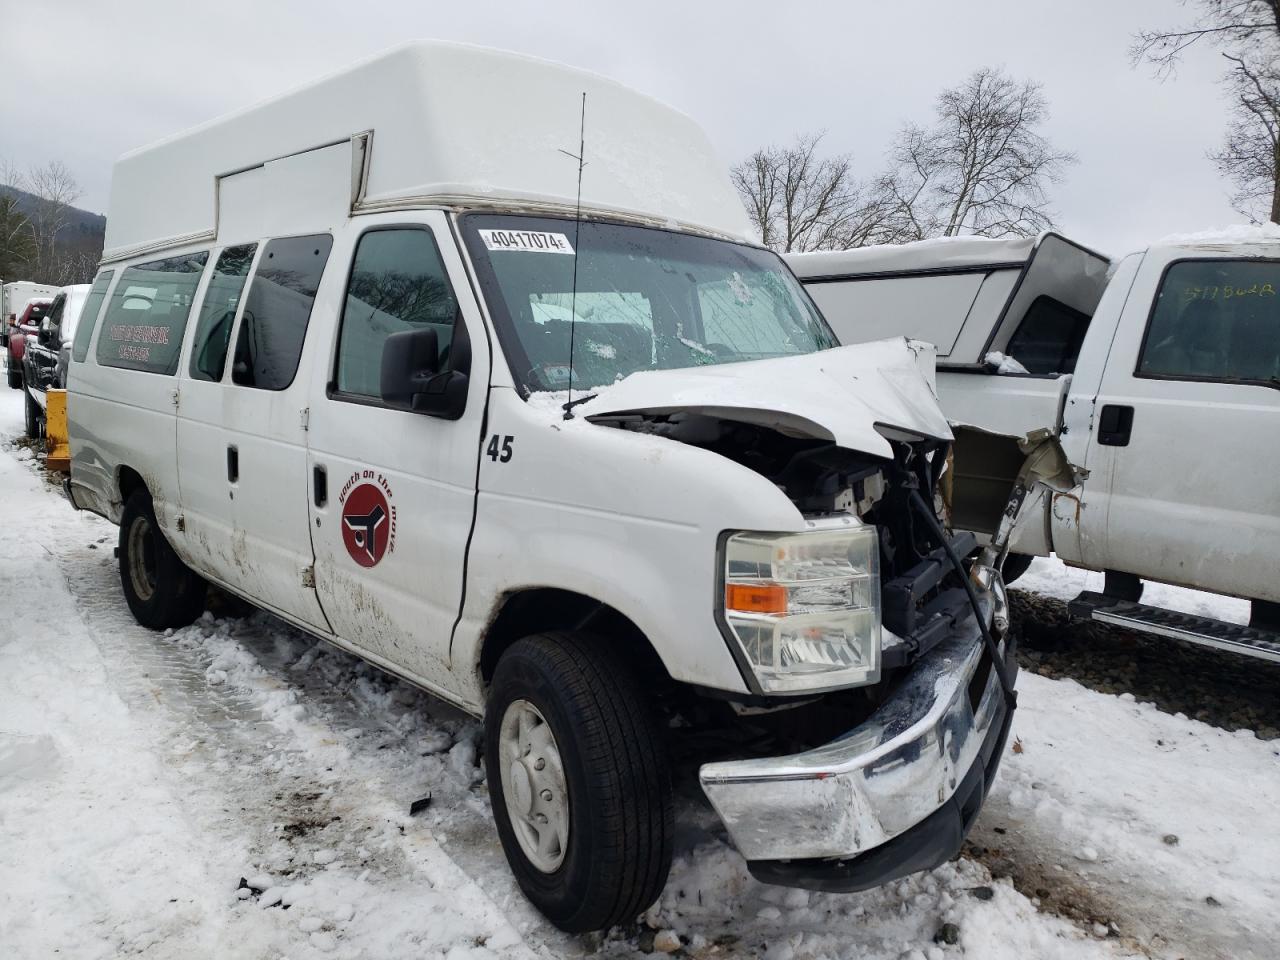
<box><xmin>336</xmin><ymin>228</ymin><xmax>458</xmax><ymax>398</ymax></box>
<box><xmin>189</xmin><ymin>244</ymin><xmax>257</xmax><ymax>382</ymax></box>
<box><xmin>72</xmin><ymin>270</ymin><xmax>113</xmax><ymax>362</ymax></box>
<box><xmin>1005</xmin><ymin>295</ymin><xmax>1091</xmax><ymax>375</ymax></box>
<box><xmin>1139</xmin><ymin>259</ymin><xmax>1280</xmax><ymax>384</ymax></box>
<box><xmin>96</xmin><ymin>253</ymin><xmax>208</xmax><ymax>374</ymax></box>
<box><xmin>232</xmin><ymin>235</ymin><xmax>332</xmax><ymax>390</ymax></box>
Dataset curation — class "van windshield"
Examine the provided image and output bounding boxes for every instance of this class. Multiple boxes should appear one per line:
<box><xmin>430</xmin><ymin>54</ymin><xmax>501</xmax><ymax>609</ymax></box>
<box><xmin>461</xmin><ymin>214</ymin><xmax>836</xmax><ymax>393</ymax></box>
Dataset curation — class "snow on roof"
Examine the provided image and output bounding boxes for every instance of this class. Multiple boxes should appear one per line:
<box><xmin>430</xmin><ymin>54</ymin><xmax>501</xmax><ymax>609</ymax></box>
<box><xmin>1152</xmin><ymin>222</ymin><xmax>1280</xmax><ymax>248</ymax></box>
<box><xmin>104</xmin><ymin>41</ymin><xmax>750</xmax><ymax>259</ymax></box>
<box><xmin>784</xmin><ymin>235</ymin><xmax>1038</xmax><ymax>279</ymax></box>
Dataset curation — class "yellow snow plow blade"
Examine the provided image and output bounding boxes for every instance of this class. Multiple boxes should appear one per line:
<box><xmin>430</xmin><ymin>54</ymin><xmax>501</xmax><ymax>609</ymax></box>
<box><xmin>46</xmin><ymin>389</ymin><xmax>71</xmax><ymax>473</ymax></box>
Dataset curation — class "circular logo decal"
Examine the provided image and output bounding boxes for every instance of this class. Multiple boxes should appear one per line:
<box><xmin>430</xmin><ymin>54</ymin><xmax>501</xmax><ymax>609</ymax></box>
<box><xmin>341</xmin><ymin>482</ymin><xmax>392</xmax><ymax>568</ymax></box>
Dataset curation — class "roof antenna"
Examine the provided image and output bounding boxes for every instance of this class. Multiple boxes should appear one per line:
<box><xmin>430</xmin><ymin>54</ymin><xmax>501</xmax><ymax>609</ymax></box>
<box><xmin>561</xmin><ymin>91</ymin><xmax>594</xmax><ymax>420</ymax></box>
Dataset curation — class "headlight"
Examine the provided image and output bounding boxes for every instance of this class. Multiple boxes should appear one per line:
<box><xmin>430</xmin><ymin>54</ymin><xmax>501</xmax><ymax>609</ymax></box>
<box><xmin>721</xmin><ymin>522</ymin><xmax>881</xmax><ymax>694</ymax></box>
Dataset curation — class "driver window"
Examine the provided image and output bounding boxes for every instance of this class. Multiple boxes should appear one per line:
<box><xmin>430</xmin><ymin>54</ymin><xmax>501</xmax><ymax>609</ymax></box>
<box><xmin>1139</xmin><ymin>260</ymin><xmax>1280</xmax><ymax>384</ymax></box>
<box><xmin>335</xmin><ymin>228</ymin><xmax>459</xmax><ymax>399</ymax></box>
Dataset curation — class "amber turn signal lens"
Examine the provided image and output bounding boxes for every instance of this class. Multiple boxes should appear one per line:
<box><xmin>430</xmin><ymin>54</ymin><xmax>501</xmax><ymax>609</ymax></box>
<box><xmin>725</xmin><ymin>583</ymin><xmax>788</xmax><ymax>614</ymax></box>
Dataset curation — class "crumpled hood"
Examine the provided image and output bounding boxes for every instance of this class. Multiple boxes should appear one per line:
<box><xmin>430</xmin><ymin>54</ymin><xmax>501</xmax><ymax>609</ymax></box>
<box><xmin>582</xmin><ymin>337</ymin><xmax>952</xmax><ymax>460</ymax></box>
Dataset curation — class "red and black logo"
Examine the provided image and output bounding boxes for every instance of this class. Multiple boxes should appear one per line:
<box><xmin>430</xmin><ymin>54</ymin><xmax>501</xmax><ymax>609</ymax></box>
<box><xmin>341</xmin><ymin>482</ymin><xmax>392</xmax><ymax>567</ymax></box>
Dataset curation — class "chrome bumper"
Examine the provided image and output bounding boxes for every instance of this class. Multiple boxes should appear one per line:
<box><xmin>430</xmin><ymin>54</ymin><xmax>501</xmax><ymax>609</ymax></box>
<box><xmin>699</xmin><ymin>594</ymin><xmax>1011</xmax><ymax>864</ymax></box>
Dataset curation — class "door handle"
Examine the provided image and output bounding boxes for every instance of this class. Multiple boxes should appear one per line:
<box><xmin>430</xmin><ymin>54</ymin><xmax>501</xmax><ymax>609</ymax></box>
<box><xmin>227</xmin><ymin>445</ymin><xmax>239</xmax><ymax>482</ymax></box>
<box><xmin>313</xmin><ymin>464</ymin><xmax>327</xmax><ymax>507</ymax></box>
<box><xmin>1097</xmin><ymin>404</ymin><xmax>1134</xmax><ymax>446</ymax></box>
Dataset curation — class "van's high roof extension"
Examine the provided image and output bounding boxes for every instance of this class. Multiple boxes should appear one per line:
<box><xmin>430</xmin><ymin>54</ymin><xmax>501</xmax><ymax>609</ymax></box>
<box><xmin>103</xmin><ymin>41</ymin><xmax>750</xmax><ymax>262</ymax></box>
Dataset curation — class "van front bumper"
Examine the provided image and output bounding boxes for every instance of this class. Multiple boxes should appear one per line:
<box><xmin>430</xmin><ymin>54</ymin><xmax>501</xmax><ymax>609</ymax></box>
<box><xmin>698</xmin><ymin>601</ymin><xmax>1014</xmax><ymax>892</ymax></box>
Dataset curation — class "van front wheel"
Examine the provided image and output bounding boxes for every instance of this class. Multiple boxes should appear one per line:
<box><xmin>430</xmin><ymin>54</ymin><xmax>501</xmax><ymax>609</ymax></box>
<box><xmin>485</xmin><ymin>632</ymin><xmax>673</xmax><ymax>932</ymax></box>
<box><xmin>118</xmin><ymin>490</ymin><xmax>206</xmax><ymax>629</ymax></box>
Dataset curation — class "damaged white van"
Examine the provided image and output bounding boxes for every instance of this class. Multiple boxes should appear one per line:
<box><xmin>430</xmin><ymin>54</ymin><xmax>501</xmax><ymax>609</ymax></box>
<box><xmin>67</xmin><ymin>42</ymin><xmax>1018</xmax><ymax>931</ymax></box>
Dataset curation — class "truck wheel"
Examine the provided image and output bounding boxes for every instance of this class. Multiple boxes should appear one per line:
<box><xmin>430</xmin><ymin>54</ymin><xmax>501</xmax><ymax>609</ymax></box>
<box><xmin>6</xmin><ymin>360</ymin><xmax>20</xmax><ymax>390</ymax></box>
<box><xmin>23</xmin><ymin>387</ymin><xmax>43</xmax><ymax>439</ymax></box>
<box><xmin>118</xmin><ymin>490</ymin><xmax>206</xmax><ymax>629</ymax></box>
<box><xmin>484</xmin><ymin>632</ymin><xmax>673</xmax><ymax>932</ymax></box>
<box><xmin>1001</xmin><ymin>552</ymin><xmax>1034</xmax><ymax>585</ymax></box>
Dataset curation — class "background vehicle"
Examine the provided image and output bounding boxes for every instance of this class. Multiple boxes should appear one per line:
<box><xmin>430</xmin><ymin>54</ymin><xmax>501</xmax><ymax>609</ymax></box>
<box><xmin>788</xmin><ymin>231</ymin><xmax>1280</xmax><ymax>661</ymax></box>
<box><xmin>6</xmin><ymin>292</ymin><xmax>55</xmax><ymax>388</ymax></box>
<box><xmin>23</xmin><ymin>283</ymin><xmax>90</xmax><ymax>437</ymax></box>
<box><xmin>66</xmin><ymin>42</ymin><xmax>1018</xmax><ymax>932</ymax></box>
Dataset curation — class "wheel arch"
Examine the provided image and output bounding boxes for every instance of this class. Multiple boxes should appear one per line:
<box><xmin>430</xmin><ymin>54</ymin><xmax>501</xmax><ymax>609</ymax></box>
<box><xmin>478</xmin><ymin>587</ymin><xmax>671</xmax><ymax>690</ymax></box>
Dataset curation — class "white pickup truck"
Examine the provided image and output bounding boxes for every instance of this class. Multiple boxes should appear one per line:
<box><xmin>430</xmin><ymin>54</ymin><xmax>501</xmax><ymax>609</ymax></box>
<box><xmin>788</xmin><ymin>231</ymin><xmax>1280</xmax><ymax>662</ymax></box>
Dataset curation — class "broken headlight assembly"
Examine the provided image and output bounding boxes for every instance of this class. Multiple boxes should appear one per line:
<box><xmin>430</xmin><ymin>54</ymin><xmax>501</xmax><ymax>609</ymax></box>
<box><xmin>720</xmin><ymin>521</ymin><xmax>881</xmax><ymax>694</ymax></box>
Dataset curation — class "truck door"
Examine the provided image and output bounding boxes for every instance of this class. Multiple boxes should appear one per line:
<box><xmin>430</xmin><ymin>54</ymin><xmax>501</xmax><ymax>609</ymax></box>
<box><xmin>305</xmin><ymin>213</ymin><xmax>490</xmax><ymax>691</ymax></box>
<box><xmin>1080</xmin><ymin>250</ymin><xmax>1280</xmax><ymax>602</ymax></box>
<box><xmin>176</xmin><ymin>235</ymin><xmax>334</xmax><ymax>630</ymax></box>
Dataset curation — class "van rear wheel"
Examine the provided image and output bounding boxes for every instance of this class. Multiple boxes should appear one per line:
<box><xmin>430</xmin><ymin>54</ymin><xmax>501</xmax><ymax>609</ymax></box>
<box><xmin>118</xmin><ymin>490</ymin><xmax>206</xmax><ymax>629</ymax></box>
<box><xmin>485</xmin><ymin>632</ymin><xmax>673</xmax><ymax>932</ymax></box>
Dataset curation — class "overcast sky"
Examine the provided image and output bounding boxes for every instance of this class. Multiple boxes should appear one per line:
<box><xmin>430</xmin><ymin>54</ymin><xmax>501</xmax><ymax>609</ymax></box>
<box><xmin>1</xmin><ymin>0</ymin><xmax>1242</xmax><ymax>255</ymax></box>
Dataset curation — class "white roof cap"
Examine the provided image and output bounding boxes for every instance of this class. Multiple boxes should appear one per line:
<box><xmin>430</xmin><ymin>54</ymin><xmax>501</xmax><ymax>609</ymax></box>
<box><xmin>785</xmin><ymin>235</ymin><xmax>1039</xmax><ymax>278</ymax></box>
<box><xmin>104</xmin><ymin>41</ymin><xmax>751</xmax><ymax>259</ymax></box>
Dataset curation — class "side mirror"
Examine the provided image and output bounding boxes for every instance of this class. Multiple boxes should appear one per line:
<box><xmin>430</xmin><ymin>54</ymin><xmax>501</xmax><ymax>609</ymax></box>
<box><xmin>39</xmin><ymin>317</ymin><xmax>56</xmax><ymax>346</ymax></box>
<box><xmin>381</xmin><ymin>327</ymin><xmax>468</xmax><ymax>420</ymax></box>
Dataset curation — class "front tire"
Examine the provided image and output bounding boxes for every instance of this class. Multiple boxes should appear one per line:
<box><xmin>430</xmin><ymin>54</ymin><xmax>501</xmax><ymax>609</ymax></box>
<box><xmin>6</xmin><ymin>358</ymin><xmax>20</xmax><ymax>389</ymax></box>
<box><xmin>23</xmin><ymin>385</ymin><xmax>43</xmax><ymax>439</ymax></box>
<box><xmin>1001</xmin><ymin>552</ymin><xmax>1034</xmax><ymax>585</ymax></box>
<box><xmin>485</xmin><ymin>632</ymin><xmax>673</xmax><ymax>933</ymax></box>
<box><xmin>118</xmin><ymin>490</ymin><xmax>207</xmax><ymax>629</ymax></box>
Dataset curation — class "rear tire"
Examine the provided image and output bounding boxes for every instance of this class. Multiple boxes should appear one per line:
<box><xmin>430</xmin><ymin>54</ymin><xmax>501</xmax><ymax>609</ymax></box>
<box><xmin>118</xmin><ymin>490</ymin><xmax>206</xmax><ymax>629</ymax></box>
<box><xmin>6</xmin><ymin>359</ymin><xmax>20</xmax><ymax>389</ymax></box>
<box><xmin>1001</xmin><ymin>552</ymin><xmax>1034</xmax><ymax>585</ymax></box>
<box><xmin>485</xmin><ymin>632</ymin><xmax>673</xmax><ymax>932</ymax></box>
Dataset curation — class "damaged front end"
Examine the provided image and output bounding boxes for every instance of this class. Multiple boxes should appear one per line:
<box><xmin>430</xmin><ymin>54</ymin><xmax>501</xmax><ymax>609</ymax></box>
<box><xmin>583</xmin><ymin>345</ymin><xmax>1070</xmax><ymax>892</ymax></box>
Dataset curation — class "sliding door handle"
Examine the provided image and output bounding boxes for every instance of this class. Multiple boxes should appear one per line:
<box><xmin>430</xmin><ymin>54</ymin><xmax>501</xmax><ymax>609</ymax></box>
<box><xmin>226</xmin><ymin>445</ymin><xmax>239</xmax><ymax>482</ymax></box>
<box><xmin>313</xmin><ymin>464</ymin><xmax>327</xmax><ymax>507</ymax></box>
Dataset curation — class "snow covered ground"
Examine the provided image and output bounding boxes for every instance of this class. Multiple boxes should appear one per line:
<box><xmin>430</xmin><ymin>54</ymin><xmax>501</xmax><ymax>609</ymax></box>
<box><xmin>1</xmin><ymin>388</ymin><xmax>1276</xmax><ymax>959</ymax></box>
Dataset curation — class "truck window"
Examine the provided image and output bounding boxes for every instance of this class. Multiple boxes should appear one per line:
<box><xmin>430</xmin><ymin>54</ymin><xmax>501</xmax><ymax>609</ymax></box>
<box><xmin>335</xmin><ymin>228</ymin><xmax>457</xmax><ymax>398</ymax></box>
<box><xmin>71</xmin><ymin>270</ymin><xmax>113</xmax><ymax>362</ymax></box>
<box><xmin>95</xmin><ymin>253</ymin><xmax>208</xmax><ymax>374</ymax></box>
<box><xmin>189</xmin><ymin>244</ymin><xmax>257</xmax><ymax>382</ymax></box>
<box><xmin>1004</xmin><ymin>295</ymin><xmax>1091</xmax><ymax>375</ymax></box>
<box><xmin>1139</xmin><ymin>259</ymin><xmax>1280</xmax><ymax>384</ymax></box>
<box><xmin>231</xmin><ymin>234</ymin><xmax>333</xmax><ymax>391</ymax></box>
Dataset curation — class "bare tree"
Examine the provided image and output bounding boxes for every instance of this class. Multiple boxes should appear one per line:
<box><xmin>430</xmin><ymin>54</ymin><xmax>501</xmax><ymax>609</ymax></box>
<box><xmin>880</xmin><ymin>68</ymin><xmax>1075</xmax><ymax>239</ymax></box>
<box><xmin>25</xmin><ymin>160</ymin><xmax>82</xmax><ymax>282</ymax></box>
<box><xmin>1133</xmin><ymin>1</ymin><xmax>1280</xmax><ymax>222</ymax></box>
<box><xmin>0</xmin><ymin>162</ymin><xmax>36</xmax><ymax>279</ymax></box>
<box><xmin>730</xmin><ymin>133</ymin><xmax>907</xmax><ymax>252</ymax></box>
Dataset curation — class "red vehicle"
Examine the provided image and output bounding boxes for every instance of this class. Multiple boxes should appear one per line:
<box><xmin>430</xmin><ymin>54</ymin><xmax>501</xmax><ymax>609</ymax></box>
<box><xmin>6</xmin><ymin>298</ymin><xmax>52</xmax><ymax>389</ymax></box>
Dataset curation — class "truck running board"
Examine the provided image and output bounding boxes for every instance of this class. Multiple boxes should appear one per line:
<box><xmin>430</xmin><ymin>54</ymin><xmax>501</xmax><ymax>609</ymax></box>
<box><xmin>1068</xmin><ymin>591</ymin><xmax>1280</xmax><ymax>664</ymax></box>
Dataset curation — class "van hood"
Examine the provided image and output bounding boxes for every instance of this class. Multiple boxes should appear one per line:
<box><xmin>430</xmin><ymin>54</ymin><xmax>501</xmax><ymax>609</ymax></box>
<box><xmin>581</xmin><ymin>338</ymin><xmax>952</xmax><ymax>460</ymax></box>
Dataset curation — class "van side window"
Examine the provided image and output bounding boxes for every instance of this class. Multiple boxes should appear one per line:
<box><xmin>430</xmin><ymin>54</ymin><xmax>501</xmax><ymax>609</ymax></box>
<box><xmin>95</xmin><ymin>253</ymin><xmax>208</xmax><ymax>374</ymax></box>
<box><xmin>232</xmin><ymin>235</ymin><xmax>333</xmax><ymax>390</ymax></box>
<box><xmin>1139</xmin><ymin>259</ymin><xmax>1280</xmax><ymax>384</ymax></box>
<box><xmin>189</xmin><ymin>244</ymin><xmax>257</xmax><ymax>381</ymax></box>
<box><xmin>335</xmin><ymin>228</ymin><xmax>458</xmax><ymax>398</ymax></box>
<box><xmin>1005</xmin><ymin>295</ymin><xmax>1091</xmax><ymax>375</ymax></box>
<box><xmin>71</xmin><ymin>270</ymin><xmax>114</xmax><ymax>362</ymax></box>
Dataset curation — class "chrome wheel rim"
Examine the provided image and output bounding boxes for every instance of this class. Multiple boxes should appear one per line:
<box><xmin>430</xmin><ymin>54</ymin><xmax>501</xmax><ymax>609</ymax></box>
<box><xmin>127</xmin><ymin>515</ymin><xmax>158</xmax><ymax>602</ymax></box>
<box><xmin>498</xmin><ymin>699</ymin><xmax>569</xmax><ymax>872</ymax></box>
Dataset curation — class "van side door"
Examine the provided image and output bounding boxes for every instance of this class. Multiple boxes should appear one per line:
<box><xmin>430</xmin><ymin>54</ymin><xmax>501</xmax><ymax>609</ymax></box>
<box><xmin>1079</xmin><ymin>249</ymin><xmax>1280</xmax><ymax>602</ymax></box>
<box><xmin>175</xmin><ymin>235</ymin><xmax>334</xmax><ymax>630</ymax></box>
<box><xmin>305</xmin><ymin>213</ymin><xmax>490</xmax><ymax>693</ymax></box>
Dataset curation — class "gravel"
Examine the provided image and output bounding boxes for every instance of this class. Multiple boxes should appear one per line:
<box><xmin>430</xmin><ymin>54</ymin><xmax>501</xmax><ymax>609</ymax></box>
<box><xmin>1009</xmin><ymin>590</ymin><xmax>1280</xmax><ymax>739</ymax></box>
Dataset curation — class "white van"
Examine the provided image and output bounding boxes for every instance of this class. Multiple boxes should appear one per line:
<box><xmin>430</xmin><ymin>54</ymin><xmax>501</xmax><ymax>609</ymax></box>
<box><xmin>68</xmin><ymin>43</ymin><xmax>1018</xmax><ymax>931</ymax></box>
